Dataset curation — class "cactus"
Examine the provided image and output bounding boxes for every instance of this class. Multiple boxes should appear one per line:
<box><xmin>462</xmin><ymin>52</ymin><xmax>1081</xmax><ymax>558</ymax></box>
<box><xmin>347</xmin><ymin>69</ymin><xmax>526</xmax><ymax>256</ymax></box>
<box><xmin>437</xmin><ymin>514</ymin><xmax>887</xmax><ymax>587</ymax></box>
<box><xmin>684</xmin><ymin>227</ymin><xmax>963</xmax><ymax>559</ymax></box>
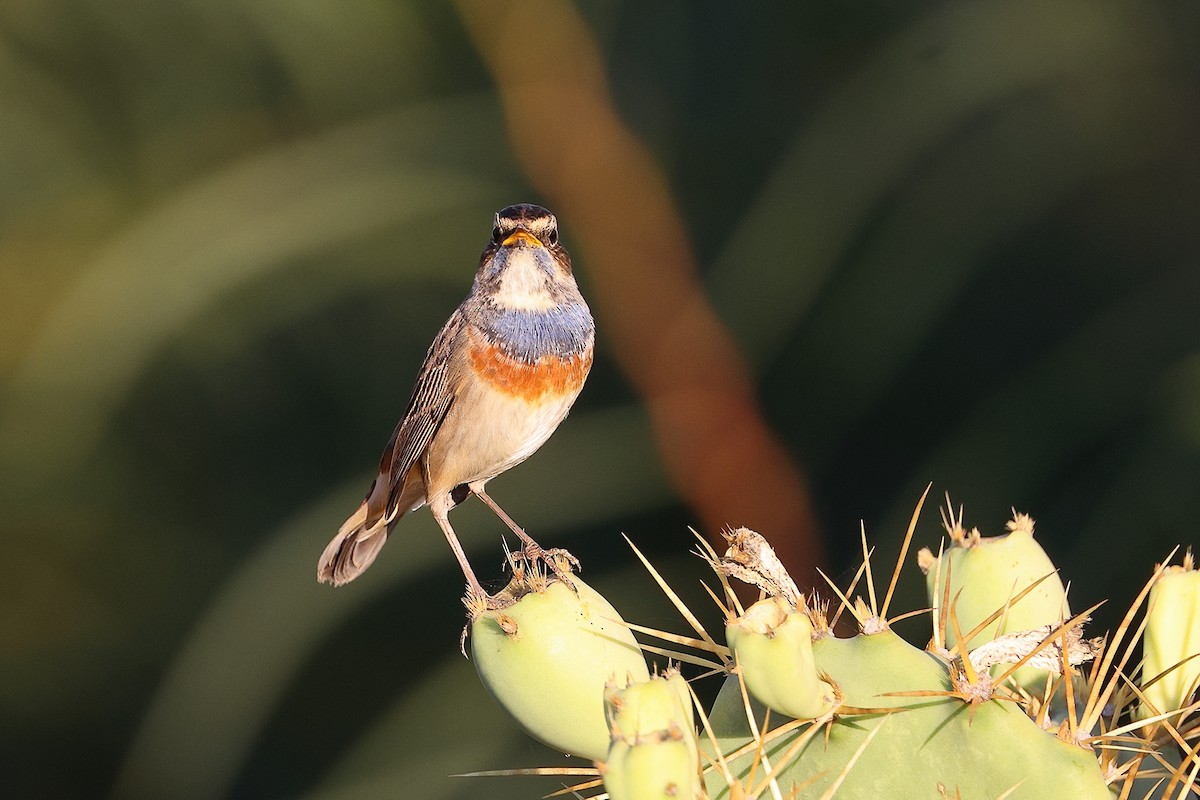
<box><xmin>702</xmin><ymin>516</ymin><xmax>1108</xmax><ymax>800</ymax></box>
<box><xmin>463</xmin><ymin>497</ymin><xmax>1200</xmax><ymax>799</ymax></box>
<box><xmin>707</xmin><ymin>631</ymin><xmax>1109</xmax><ymax>798</ymax></box>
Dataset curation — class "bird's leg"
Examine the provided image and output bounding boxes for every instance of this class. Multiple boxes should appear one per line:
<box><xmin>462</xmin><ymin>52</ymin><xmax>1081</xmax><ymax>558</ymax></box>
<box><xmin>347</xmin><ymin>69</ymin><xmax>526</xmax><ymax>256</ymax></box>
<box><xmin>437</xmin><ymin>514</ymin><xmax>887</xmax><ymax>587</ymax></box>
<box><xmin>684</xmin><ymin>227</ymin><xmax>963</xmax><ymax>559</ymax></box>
<box><xmin>430</xmin><ymin>499</ymin><xmax>492</xmax><ymax>609</ymax></box>
<box><xmin>471</xmin><ymin>487</ymin><xmax>579</xmax><ymax>586</ymax></box>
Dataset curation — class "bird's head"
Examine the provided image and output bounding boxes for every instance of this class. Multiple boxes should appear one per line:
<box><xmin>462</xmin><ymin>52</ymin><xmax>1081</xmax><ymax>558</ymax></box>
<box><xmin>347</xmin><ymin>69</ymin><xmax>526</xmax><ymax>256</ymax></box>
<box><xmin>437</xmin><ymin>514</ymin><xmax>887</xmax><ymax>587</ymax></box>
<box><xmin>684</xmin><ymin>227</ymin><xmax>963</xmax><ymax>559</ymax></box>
<box><xmin>475</xmin><ymin>204</ymin><xmax>578</xmax><ymax>310</ymax></box>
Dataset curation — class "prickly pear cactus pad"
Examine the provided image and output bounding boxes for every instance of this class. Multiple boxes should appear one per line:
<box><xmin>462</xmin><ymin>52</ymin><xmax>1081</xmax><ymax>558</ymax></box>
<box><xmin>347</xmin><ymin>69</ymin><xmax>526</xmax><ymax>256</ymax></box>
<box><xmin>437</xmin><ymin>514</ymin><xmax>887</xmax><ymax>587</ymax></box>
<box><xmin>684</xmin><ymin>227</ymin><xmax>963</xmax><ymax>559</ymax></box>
<box><xmin>707</xmin><ymin>628</ymin><xmax>1109</xmax><ymax>799</ymax></box>
<box><xmin>701</xmin><ymin>521</ymin><xmax>1109</xmax><ymax>800</ymax></box>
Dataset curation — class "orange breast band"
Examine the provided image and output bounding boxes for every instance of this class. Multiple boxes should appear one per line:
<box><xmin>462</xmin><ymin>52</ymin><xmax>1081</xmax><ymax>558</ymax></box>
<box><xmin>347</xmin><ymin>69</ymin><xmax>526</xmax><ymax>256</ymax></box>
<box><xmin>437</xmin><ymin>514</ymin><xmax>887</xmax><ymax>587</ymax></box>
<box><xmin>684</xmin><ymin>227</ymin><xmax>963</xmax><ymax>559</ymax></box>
<box><xmin>468</xmin><ymin>338</ymin><xmax>593</xmax><ymax>401</ymax></box>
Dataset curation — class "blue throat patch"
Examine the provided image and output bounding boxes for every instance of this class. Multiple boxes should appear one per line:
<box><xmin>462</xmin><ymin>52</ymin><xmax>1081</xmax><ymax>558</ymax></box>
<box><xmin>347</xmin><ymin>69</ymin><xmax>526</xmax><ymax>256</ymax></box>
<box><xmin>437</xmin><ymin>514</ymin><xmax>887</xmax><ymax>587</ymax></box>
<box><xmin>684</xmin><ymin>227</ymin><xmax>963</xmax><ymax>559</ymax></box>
<box><xmin>477</xmin><ymin>302</ymin><xmax>594</xmax><ymax>362</ymax></box>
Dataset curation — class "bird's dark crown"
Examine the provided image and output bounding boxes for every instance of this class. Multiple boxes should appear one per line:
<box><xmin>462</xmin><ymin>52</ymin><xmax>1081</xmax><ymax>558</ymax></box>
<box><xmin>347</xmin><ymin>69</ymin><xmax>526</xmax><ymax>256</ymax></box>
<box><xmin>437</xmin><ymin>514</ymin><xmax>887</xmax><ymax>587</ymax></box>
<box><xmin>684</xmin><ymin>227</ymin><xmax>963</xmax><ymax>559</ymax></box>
<box><xmin>492</xmin><ymin>203</ymin><xmax>558</xmax><ymax>247</ymax></box>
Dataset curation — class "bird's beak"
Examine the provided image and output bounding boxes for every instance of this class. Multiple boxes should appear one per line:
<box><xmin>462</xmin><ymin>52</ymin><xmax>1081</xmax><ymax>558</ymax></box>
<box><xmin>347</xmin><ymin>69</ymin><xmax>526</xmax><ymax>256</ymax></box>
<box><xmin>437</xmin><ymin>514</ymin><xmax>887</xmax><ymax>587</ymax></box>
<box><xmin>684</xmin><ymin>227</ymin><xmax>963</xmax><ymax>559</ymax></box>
<box><xmin>501</xmin><ymin>229</ymin><xmax>542</xmax><ymax>248</ymax></box>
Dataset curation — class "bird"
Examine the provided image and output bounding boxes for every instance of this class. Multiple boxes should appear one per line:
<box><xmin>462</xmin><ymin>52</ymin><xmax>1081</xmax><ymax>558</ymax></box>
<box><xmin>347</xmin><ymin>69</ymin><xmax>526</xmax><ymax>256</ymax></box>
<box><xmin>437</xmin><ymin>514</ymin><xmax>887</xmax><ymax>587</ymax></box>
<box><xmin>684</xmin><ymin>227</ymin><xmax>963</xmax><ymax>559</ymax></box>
<box><xmin>317</xmin><ymin>203</ymin><xmax>595</xmax><ymax>607</ymax></box>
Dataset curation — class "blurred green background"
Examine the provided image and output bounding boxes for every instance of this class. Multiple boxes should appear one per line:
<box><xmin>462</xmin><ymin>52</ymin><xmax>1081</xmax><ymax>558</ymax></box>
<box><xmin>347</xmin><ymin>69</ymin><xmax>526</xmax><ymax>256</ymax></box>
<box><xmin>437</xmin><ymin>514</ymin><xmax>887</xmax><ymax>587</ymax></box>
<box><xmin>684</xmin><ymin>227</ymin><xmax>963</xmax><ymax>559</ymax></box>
<box><xmin>4</xmin><ymin>1</ymin><xmax>1200</xmax><ymax>797</ymax></box>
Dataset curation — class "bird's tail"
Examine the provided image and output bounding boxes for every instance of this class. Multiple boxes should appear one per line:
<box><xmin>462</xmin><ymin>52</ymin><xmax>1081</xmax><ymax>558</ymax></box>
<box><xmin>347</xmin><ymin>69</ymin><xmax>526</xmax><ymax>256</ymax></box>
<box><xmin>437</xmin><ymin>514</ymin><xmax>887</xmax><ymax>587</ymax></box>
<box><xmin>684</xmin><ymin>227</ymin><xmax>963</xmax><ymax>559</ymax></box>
<box><xmin>317</xmin><ymin>501</ymin><xmax>391</xmax><ymax>586</ymax></box>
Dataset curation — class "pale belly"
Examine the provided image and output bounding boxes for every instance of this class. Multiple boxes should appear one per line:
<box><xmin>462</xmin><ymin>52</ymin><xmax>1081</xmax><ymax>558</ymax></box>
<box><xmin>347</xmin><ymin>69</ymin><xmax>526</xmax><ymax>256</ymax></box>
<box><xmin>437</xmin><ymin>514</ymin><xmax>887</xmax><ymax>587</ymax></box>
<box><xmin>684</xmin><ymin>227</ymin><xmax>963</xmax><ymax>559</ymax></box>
<box><xmin>422</xmin><ymin>377</ymin><xmax>582</xmax><ymax>497</ymax></box>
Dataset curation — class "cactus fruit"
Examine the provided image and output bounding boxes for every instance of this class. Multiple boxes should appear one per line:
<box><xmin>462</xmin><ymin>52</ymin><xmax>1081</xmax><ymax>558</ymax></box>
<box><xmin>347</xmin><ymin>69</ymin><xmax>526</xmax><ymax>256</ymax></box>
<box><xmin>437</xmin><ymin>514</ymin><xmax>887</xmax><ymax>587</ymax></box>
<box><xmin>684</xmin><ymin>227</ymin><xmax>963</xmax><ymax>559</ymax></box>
<box><xmin>1138</xmin><ymin>550</ymin><xmax>1200</xmax><ymax>725</ymax></box>
<box><xmin>469</xmin><ymin>562</ymin><xmax>649</xmax><ymax>761</ymax></box>
<box><xmin>917</xmin><ymin>508</ymin><xmax>1070</xmax><ymax>693</ymax></box>
<box><xmin>602</xmin><ymin>670</ymin><xmax>701</xmax><ymax>800</ymax></box>
<box><xmin>725</xmin><ymin>596</ymin><xmax>836</xmax><ymax>721</ymax></box>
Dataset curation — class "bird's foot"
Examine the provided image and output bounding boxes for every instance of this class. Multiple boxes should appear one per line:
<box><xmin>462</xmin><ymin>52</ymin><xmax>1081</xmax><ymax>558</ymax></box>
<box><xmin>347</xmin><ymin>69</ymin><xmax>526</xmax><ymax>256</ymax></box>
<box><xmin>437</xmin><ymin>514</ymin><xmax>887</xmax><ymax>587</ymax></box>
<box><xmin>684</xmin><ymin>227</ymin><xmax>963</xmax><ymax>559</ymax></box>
<box><xmin>521</xmin><ymin>542</ymin><xmax>580</xmax><ymax>591</ymax></box>
<box><xmin>541</xmin><ymin>547</ymin><xmax>581</xmax><ymax>571</ymax></box>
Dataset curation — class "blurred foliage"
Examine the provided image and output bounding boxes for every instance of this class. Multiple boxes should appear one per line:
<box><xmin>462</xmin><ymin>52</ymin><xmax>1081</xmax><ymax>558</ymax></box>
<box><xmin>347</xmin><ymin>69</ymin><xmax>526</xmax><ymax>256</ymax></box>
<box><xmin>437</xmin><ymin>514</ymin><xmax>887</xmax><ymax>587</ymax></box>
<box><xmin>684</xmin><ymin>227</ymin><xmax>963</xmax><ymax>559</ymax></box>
<box><xmin>2</xmin><ymin>1</ymin><xmax>1200</xmax><ymax>798</ymax></box>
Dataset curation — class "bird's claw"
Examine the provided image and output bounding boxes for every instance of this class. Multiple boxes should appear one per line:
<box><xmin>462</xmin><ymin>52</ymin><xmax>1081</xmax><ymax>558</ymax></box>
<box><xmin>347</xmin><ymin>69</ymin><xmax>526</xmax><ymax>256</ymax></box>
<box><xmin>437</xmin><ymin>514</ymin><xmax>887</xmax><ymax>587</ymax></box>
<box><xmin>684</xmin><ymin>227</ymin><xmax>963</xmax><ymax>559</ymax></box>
<box><xmin>522</xmin><ymin>543</ymin><xmax>580</xmax><ymax>590</ymax></box>
<box><xmin>542</xmin><ymin>547</ymin><xmax>580</xmax><ymax>570</ymax></box>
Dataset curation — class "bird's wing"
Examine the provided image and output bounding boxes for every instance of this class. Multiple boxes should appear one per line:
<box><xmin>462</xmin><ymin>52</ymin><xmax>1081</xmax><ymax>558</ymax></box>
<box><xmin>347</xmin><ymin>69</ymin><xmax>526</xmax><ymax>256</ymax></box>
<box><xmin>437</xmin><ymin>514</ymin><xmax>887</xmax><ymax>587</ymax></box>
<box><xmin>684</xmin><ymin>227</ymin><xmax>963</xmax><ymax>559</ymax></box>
<box><xmin>375</xmin><ymin>310</ymin><xmax>466</xmax><ymax>519</ymax></box>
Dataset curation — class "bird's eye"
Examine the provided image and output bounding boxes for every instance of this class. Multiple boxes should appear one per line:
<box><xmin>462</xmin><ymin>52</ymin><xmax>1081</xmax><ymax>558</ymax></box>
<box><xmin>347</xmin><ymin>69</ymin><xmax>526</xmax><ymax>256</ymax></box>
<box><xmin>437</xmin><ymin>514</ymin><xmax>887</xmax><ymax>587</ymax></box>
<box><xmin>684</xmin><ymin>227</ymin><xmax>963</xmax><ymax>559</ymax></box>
<box><xmin>491</xmin><ymin>225</ymin><xmax>502</xmax><ymax>243</ymax></box>
<box><xmin>547</xmin><ymin>229</ymin><xmax>558</xmax><ymax>245</ymax></box>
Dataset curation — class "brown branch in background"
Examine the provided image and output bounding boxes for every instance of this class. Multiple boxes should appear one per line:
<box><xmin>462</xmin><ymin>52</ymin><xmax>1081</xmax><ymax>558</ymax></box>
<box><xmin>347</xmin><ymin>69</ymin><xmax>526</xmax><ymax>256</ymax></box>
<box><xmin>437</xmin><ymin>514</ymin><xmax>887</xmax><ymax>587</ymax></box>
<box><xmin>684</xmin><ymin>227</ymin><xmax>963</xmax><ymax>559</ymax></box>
<box><xmin>455</xmin><ymin>0</ymin><xmax>826</xmax><ymax>579</ymax></box>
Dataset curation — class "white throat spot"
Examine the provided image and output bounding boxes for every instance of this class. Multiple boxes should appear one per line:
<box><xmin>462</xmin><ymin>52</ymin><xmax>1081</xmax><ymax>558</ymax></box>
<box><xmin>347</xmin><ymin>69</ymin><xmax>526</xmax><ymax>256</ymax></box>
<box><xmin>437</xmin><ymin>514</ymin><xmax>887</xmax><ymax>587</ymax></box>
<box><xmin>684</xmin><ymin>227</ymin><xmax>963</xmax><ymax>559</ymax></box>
<box><xmin>494</xmin><ymin>251</ymin><xmax>556</xmax><ymax>311</ymax></box>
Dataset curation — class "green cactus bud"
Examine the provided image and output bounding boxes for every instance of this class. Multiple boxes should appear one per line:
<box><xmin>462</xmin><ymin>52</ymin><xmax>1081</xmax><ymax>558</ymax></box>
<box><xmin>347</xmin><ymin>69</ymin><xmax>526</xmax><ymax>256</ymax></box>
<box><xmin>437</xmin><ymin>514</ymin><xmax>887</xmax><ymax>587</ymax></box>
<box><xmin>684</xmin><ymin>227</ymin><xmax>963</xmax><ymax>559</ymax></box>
<box><xmin>604</xmin><ymin>738</ymin><xmax>698</xmax><ymax>800</ymax></box>
<box><xmin>603</xmin><ymin>671</ymin><xmax>699</xmax><ymax>800</ymax></box>
<box><xmin>1138</xmin><ymin>552</ymin><xmax>1200</xmax><ymax>723</ymax></box>
<box><xmin>605</xmin><ymin>670</ymin><xmax>694</xmax><ymax>741</ymax></box>
<box><xmin>471</xmin><ymin>574</ymin><xmax>649</xmax><ymax>761</ymax></box>
<box><xmin>918</xmin><ymin>511</ymin><xmax>1069</xmax><ymax>691</ymax></box>
<box><xmin>725</xmin><ymin>596</ymin><xmax>836</xmax><ymax>720</ymax></box>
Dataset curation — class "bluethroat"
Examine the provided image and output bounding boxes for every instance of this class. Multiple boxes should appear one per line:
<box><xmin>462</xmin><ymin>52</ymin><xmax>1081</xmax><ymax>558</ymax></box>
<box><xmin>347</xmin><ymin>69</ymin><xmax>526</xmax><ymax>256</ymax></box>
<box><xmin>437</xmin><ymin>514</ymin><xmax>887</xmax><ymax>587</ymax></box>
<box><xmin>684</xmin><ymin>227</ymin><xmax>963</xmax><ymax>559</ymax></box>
<box><xmin>317</xmin><ymin>204</ymin><xmax>595</xmax><ymax>607</ymax></box>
